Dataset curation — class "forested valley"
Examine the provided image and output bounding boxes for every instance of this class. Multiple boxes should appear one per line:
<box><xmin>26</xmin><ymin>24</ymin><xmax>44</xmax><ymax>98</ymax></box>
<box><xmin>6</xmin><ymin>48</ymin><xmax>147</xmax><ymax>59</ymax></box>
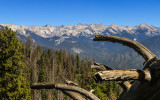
<box><xmin>0</xmin><ymin>27</ymin><xmax>122</xmax><ymax>100</ymax></box>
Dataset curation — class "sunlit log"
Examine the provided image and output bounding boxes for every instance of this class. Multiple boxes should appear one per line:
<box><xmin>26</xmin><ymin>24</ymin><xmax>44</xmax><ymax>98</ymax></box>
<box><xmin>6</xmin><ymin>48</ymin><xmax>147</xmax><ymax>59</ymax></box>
<box><xmin>31</xmin><ymin>83</ymin><xmax>100</xmax><ymax>100</ymax></box>
<box><xmin>94</xmin><ymin>69</ymin><xmax>151</xmax><ymax>81</ymax></box>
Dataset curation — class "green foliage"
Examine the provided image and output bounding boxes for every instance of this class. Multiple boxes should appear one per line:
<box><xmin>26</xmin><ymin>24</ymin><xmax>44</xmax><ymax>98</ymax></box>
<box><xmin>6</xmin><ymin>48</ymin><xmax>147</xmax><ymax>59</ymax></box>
<box><xmin>0</xmin><ymin>27</ymin><xmax>31</xmax><ymax>99</ymax></box>
<box><xmin>37</xmin><ymin>53</ymin><xmax>47</xmax><ymax>82</ymax></box>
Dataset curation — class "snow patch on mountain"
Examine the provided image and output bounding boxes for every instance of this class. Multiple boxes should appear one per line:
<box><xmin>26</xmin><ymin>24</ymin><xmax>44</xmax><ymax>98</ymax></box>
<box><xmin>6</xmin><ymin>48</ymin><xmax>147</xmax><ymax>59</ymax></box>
<box><xmin>55</xmin><ymin>36</ymin><xmax>69</xmax><ymax>45</ymax></box>
<box><xmin>71</xmin><ymin>47</ymin><xmax>84</xmax><ymax>54</ymax></box>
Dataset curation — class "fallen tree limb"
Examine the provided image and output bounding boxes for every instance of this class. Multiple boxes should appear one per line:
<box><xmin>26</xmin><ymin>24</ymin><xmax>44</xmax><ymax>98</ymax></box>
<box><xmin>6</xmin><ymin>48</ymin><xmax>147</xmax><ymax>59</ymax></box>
<box><xmin>31</xmin><ymin>83</ymin><xmax>100</xmax><ymax>100</ymax></box>
<box><xmin>91</xmin><ymin>63</ymin><xmax>132</xmax><ymax>91</ymax></box>
<box><xmin>94</xmin><ymin>69</ymin><xmax>151</xmax><ymax>81</ymax></box>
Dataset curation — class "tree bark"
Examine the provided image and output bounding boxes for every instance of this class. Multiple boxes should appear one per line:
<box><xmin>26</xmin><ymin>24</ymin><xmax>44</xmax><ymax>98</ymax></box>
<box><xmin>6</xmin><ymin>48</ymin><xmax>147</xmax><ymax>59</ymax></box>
<box><xmin>94</xmin><ymin>69</ymin><xmax>151</xmax><ymax>81</ymax></box>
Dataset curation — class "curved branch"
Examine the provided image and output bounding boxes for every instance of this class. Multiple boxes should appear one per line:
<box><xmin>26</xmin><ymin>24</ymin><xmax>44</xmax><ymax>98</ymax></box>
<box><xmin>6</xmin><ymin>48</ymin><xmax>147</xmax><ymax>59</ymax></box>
<box><xmin>31</xmin><ymin>83</ymin><xmax>100</xmax><ymax>100</ymax></box>
<box><xmin>93</xmin><ymin>35</ymin><xmax>156</xmax><ymax>63</ymax></box>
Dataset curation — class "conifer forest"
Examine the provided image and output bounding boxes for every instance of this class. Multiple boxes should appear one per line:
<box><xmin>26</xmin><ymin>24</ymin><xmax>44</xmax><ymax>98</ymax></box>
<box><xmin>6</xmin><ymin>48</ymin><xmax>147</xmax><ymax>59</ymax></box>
<box><xmin>0</xmin><ymin>27</ymin><xmax>122</xmax><ymax>100</ymax></box>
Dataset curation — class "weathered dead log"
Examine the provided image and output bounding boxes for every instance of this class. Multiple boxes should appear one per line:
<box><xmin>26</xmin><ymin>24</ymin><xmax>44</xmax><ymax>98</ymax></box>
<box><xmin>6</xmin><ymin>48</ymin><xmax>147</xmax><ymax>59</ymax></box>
<box><xmin>94</xmin><ymin>69</ymin><xmax>151</xmax><ymax>81</ymax></box>
<box><xmin>31</xmin><ymin>83</ymin><xmax>100</xmax><ymax>100</ymax></box>
<box><xmin>91</xmin><ymin>63</ymin><xmax>131</xmax><ymax>91</ymax></box>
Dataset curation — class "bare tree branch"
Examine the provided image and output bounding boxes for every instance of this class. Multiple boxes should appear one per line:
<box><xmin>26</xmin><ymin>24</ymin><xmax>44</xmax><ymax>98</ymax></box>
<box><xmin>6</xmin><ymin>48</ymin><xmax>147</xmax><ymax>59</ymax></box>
<box><xmin>94</xmin><ymin>69</ymin><xmax>151</xmax><ymax>81</ymax></box>
<box><xmin>31</xmin><ymin>83</ymin><xmax>100</xmax><ymax>100</ymax></box>
<box><xmin>93</xmin><ymin>35</ymin><xmax>157</xmax><ymax>68</ymax></box>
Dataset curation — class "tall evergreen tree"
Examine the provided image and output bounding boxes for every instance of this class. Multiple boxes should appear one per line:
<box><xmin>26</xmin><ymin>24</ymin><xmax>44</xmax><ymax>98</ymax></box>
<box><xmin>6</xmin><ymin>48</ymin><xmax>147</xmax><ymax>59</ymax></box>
<box><xmin>26</xmin><ymin>35</ymin><xmax>33</xmax><ymax>60</ymax></box>
<box><xmin>76</xmin><ymin>54</ymin><xmax>80</xmax><ymax>74</ymax></box>
<box><xmin>0</xmin><ymin>27</ymin><xmax>31</xmax><ymax>99</ymax></box>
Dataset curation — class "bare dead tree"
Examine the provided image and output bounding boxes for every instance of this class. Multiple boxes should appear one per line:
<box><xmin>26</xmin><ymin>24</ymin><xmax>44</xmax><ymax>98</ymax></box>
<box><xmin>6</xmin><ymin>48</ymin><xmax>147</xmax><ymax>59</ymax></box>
<box><xmin>93</xmin><ymin>35</ymin><xmax>160</xmax><ymax>100</ymax></box>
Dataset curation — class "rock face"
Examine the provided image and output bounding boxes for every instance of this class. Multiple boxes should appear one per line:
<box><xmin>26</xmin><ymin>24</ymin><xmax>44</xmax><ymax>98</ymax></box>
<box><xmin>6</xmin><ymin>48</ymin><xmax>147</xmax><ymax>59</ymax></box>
<box><xmin>1</xmin><ymin>24</ymin><xmax>160</xmax><ymax>69</ymax></box>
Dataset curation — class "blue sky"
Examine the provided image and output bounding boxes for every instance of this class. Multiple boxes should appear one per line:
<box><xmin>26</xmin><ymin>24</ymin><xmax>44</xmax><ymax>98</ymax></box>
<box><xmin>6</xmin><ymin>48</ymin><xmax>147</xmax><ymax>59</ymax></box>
<box><xmin>0</xmin><ymin>0</ymin><xmax>160</xmax><ymax>26</ymax></box>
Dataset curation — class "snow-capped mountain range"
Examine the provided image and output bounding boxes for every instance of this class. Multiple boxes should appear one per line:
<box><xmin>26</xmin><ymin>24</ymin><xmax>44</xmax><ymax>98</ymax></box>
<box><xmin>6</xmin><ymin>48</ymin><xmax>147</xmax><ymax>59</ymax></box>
<box><xmin>1</xmin><ymin>23</ymin><xmax>160</xmax><ymax>69</ymax></box>
<box><xmin>1</xmin><ymin>24</ymin><xmax>160</xmax><ymax>38</ymax></box>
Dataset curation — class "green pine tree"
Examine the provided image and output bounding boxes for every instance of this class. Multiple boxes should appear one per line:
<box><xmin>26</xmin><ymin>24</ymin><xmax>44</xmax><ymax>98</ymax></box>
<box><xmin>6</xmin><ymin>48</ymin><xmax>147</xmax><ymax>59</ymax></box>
<box><xmin>0</xmin><ymin>27</ymin><xmax>31</xmax><ymax>99</ymax></box>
